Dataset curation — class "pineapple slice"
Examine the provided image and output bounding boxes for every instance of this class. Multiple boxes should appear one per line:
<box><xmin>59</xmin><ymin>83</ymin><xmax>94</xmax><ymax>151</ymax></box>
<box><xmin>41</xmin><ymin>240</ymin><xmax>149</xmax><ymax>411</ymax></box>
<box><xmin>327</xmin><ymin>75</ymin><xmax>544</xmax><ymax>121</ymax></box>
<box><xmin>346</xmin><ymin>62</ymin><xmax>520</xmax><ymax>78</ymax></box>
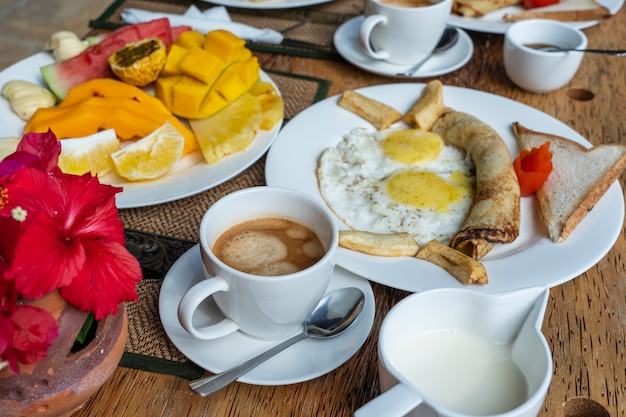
<box><xmin>249</xmin><ymin>81</ymin><xmax>284</xmax><ymax>130</ymax></box>
<box><xmin>189</xmin><ymin>93</ymin><xmax>262</xmax><ymax>164</ymax></box>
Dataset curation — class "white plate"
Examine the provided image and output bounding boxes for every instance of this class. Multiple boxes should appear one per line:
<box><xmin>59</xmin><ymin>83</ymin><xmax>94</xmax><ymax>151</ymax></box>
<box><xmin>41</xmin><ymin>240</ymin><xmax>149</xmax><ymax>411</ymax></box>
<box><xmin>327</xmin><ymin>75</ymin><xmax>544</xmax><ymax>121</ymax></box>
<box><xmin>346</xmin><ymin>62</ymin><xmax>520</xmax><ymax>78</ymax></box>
<box><xmin>201</xmin><ymin>0</ymin><xmax>332</xmax><ymax>9</ymax></box>
<box><xmin>159</xmin><ymin>245</ymin><xmax>375</xmax><ymax>385</ymax></box>
<box><xmin>447</xmin><ymin>0</ymin><xmax>623</xmax><ymax>34</ymax></box>
<box><xmin>334</xmin><ymin>17</ymin><xmax>473</xmax><ymax>79</ymax></box>
<box><xmin>265</xmin><ymin>83</ymin><xmax>625</xmax><ymax>294</ymax></box>
<box><xmin>0</xmin><ymin>52</ymin><xmax>282</xmax><ymax>209</ymax></box>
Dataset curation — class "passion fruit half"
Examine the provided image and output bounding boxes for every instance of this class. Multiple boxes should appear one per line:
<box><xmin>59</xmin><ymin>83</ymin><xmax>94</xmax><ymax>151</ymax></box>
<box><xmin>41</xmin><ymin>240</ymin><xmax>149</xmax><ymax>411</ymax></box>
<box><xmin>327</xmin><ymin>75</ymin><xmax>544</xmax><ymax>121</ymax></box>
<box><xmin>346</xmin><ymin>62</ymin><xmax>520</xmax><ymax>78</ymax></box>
<box><xmin>108</xmin><ymin>38</ymin><xmax>166</xmax><ymax>87</ymax></box>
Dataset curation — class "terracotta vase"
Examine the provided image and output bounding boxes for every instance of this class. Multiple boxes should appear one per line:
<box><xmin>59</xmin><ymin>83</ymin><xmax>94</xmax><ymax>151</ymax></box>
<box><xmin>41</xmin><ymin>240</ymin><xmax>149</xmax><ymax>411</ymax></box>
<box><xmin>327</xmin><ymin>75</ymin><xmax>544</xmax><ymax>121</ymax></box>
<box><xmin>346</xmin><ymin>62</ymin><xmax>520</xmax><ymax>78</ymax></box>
<box><xmin>0</xmin><ymin>291</ymin><xmax>128</xmax><ymax>417</ymax></box>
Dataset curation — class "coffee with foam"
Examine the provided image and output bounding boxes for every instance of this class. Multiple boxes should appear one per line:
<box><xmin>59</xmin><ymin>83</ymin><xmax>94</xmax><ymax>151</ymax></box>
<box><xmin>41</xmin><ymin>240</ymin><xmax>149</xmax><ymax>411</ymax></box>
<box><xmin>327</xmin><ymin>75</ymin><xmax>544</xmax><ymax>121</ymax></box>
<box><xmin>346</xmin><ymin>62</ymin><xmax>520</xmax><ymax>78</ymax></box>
<box><xmin>213</xmin><ymin>217</ymin><xmax>325</xmax><ymax>276</ymax></box>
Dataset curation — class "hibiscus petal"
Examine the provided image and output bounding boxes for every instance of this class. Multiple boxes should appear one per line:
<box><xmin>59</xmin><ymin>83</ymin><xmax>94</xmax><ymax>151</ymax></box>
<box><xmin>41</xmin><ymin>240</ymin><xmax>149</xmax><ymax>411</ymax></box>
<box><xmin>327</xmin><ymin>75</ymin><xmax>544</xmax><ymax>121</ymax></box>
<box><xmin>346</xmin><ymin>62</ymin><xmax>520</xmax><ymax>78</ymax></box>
<box><xmin>12</xmin><ymin>304</ymin><xmax>59</xmax><ymax>365</ymax></box>
<box><xmin>17</xmin><ymin>130</ymin><xmax>61</xmax><ymax>173</ymax></box>
<box><xmin>59</xmin><ymin>174</ymin><xmax>124</xmax><ymax>244</ymax></box>
<box><xmin>0</xmin><ymin>168</ymin><xmax>66</xmax><ymax>220</ymax></box>
<box><xmin>0</xmin><ymin>314</ymin><xmax>20</xmax><ymax>372</ymax></box>
<box><xmin>60</xmin><ymin>239</ymin><xmax>141</xmax><ymax>320</ymax></box>
<box><xmin>9</xmin><ymin>212</ymin><xmax>85</xmax><ymax>298</ymax></box>
<box><xmin>0</xmin><ymin>314</ymin><xmax>12</xmax><ymax>355</ymax></box>
<box><xmin>0</xmin><ymin>217</ymin><xmax>21</xmax><ymax>269</ymax></box>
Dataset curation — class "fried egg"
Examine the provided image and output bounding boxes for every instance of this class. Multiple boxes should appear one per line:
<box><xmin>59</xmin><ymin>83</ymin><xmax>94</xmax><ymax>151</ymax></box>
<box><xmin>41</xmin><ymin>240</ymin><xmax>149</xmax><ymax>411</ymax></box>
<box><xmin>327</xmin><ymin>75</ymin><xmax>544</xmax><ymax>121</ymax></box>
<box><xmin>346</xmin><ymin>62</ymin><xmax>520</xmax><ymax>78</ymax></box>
<box><xmin>317</xmin><ymin>127</ymin><xmax>475</xmax><ymax>246</ymax></box>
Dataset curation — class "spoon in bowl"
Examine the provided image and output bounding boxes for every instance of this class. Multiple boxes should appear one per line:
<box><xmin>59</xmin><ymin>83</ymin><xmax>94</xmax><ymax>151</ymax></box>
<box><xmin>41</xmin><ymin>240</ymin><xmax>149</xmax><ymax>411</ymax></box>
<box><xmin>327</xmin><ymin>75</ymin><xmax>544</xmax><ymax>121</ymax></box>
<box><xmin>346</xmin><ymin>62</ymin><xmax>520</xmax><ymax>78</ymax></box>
<box><xmin>396</xmin><ymin>27</ymin><xmax>459</xmax><ymax>77</ymax></box>
<box><xmin>189</xmin><ymin>286</ymin><xmax>366</xmax><ymax>397</ymax></box>
<box><xmin>525</xmin><ymin>44</ymin><xmax>626</xmax><ymax>55</ymax></box>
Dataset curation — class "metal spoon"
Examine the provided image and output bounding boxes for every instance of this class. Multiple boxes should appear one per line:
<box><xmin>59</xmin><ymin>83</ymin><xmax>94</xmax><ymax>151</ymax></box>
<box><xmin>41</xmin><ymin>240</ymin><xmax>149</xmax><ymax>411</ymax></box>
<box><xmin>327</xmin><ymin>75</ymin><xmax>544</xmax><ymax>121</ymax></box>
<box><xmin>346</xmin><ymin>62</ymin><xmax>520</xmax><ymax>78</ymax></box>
<box><xmin>189</xmin><ymin>287</ymin><xmax>366</xmax><ymax>396</ymax></box>
<box><xmin>526</xmin><ymin>45</ymin><xmax>626</xmax><ymax>56</ymax></box>
<box><xmin>396</xmin><ymin>27</ymin><xmax>459</xmax><ymax>77</ymax></box>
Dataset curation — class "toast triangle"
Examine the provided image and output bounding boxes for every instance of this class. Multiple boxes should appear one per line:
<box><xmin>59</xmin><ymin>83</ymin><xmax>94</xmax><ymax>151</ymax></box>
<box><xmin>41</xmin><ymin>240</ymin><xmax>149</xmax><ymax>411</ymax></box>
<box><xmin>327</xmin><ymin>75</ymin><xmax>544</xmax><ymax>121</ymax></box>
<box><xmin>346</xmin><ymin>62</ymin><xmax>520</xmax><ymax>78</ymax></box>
<box><xmin>513</xmin><ymin>123</ymin><xmax>626</xmax><ymax>243</ymax></box>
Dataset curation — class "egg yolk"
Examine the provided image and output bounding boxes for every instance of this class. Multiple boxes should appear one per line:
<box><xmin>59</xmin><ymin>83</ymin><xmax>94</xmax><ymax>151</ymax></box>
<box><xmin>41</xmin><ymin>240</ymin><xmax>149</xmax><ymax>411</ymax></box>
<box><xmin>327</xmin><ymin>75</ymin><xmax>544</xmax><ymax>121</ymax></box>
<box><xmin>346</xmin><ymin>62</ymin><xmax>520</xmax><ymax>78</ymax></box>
<box><xmin>387</xmin><ymin>170</ymin><xmax>474</xmax><ymax>213</ymax></box>
<box><xmin>382</xmin><ymin>129</ymin><xmax>443</xmax><ymax>165</ymax></box>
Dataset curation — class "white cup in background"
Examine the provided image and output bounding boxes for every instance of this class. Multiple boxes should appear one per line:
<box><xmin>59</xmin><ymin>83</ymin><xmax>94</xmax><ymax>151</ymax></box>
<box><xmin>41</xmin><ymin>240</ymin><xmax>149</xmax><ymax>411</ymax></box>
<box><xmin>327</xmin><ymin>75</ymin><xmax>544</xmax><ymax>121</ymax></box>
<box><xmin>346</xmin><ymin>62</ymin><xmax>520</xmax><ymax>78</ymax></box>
<box><xmin>504</xmin><ymin>19</ymin><xmax>587</xmax><ymax>93</ymax></box>
<box><xmin>178</xmin><ymin>186</ymin><xmax>338</xmax><ymax>340</ymax></box>
<box><xmin>355</xmin><ymin>286</ymin><xmax>552</xmax><ymax>417</ymax></box>
<box><xmin>359</xmin><ymin>0</ymin><xmax>452</xmax><ymax>65</ymax></box>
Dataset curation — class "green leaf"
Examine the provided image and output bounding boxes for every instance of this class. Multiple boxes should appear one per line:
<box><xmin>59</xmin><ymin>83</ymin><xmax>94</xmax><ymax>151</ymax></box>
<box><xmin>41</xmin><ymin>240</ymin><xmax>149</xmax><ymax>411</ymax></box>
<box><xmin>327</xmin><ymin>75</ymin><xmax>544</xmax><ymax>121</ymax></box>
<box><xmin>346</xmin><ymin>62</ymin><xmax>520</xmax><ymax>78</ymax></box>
<box><xmin>72</xmin><ymin>313</ymin><xmax>96</xmax><ymax>351</ymax></box>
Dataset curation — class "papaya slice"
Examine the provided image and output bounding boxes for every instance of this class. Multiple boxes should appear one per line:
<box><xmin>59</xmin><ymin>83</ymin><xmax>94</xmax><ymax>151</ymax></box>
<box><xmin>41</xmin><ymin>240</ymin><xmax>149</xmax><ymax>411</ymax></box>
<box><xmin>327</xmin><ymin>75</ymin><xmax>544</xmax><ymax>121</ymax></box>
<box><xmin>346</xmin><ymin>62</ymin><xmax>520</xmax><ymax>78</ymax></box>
<box><xmin>61</xmin><ymin>78</ymin><xmax>170</xmax><ymax>114</ymax></box>
<box><xmin>25</xmin><ymin>96</ymin><xmax>198</xmax><ymax>154</ymax></box>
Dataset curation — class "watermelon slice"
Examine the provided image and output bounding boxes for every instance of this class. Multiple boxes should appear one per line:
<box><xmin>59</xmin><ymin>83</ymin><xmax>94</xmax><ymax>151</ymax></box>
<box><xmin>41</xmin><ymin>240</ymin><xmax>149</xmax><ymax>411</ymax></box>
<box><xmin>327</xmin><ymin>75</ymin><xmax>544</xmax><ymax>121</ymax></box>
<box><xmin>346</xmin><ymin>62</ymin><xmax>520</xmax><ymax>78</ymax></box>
<box><xmin>87</xmin><ymin>18</ymin><xmax>190</xmax><ymax>48</ymax></box>
<box><xmin>42</xmin><ymin>19</ymin><xmax>192</xmax><ymax>100</ymax></box>
<box><xmin>41</xmin><ymin>40</ymin><xmax>125</xmax><ymax>99</ymax></box>
<box><xmin>135</xmin><ymin>18</ymin><xmax>173</xmax><ymax>46</ymax></box>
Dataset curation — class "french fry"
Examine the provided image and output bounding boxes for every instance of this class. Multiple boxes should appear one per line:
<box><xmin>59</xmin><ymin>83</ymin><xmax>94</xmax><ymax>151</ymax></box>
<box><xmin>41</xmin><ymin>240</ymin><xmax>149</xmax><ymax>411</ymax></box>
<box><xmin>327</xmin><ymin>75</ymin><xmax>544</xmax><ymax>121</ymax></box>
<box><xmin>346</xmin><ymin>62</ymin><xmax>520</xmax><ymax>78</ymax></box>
<box><xmin>339</xmin><ymin>230</ymin><xmax>420</xmax><ymax>257</ymax></box>
<box><xmin>338</xmin><ymin>90</ymin><xmax>402</xmax><ymax>130</ymax></box>
<box><xmin>402</xmin><ymin>79</ymin><xmax>446</xmax><ymax>131</ymax></box>
<box><xmin>416</xmin><ymin>240</ymin><xmax>488</xmax><ymax>284</ymax></box>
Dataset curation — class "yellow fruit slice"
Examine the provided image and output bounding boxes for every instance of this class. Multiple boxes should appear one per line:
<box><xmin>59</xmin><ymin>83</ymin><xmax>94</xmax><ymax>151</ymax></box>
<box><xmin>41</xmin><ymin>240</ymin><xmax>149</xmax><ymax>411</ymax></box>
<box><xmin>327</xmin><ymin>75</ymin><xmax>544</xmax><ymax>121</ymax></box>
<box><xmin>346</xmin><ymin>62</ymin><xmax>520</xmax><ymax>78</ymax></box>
<box><xmin>189</xmin><ymin>93</ymin><xmax>262</xmax><ymax>164</ymax></box>
<box><xmin>0</xmin><ymin>138</ymin><xmax>20</xmax><ymax>160</ymax></box>
<box><xmin>111</xmin><ymin>122</ymin><xmax>184</xmax><ymax>181</ymax></box>
<box><xmin>249</xmin><ymin>81</ymin><xmax>284</xmax><ymax>130</ymax></box>
<box><xmin>57</xmin><ymin>129</ymin><xmax>120</xmax><ymax>176</ymax></box>
<box><xmin>174</xmin><ymin>30</ymin><xmax>205</xmax><ymax>50</ymax></box>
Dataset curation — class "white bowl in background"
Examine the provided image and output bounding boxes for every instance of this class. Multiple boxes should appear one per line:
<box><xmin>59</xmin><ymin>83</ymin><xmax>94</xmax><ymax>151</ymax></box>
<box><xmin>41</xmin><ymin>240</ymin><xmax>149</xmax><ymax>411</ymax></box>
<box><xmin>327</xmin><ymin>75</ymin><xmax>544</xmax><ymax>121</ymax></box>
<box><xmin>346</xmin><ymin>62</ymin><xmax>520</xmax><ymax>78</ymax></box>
<box><xmin>504</xmin><ymin>19</ymin><xmax>587</xmax><ymax>93</ymax></box>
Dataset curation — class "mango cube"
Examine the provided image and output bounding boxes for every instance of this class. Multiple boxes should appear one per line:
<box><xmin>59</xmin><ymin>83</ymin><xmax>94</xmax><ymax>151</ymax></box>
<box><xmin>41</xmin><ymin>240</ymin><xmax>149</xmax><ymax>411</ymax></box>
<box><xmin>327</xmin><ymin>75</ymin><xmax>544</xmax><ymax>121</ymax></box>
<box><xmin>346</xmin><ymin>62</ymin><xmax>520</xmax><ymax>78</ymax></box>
<box><xmin>161</xmin><ymin>44</ymin><xmax>188</xmax><ymax>76</ymax></box>
<box><xmin>175</xmin><ymin>30</ymin><xmax>205</xmax><ymax>49</ymax></box>
<box><xmin>171</xmin><ymin>77</ymin><xmax>211</xmax><ymax>119</ymax></box>
<box><xmin>179</xmin><ymin>47</ymin><xmax>227</xmax><ymax>85</ymax></box>
<box><xmin>204</xmin><ymin>30</ymin><xmax>251</xmax><ymax>63</ymax></box>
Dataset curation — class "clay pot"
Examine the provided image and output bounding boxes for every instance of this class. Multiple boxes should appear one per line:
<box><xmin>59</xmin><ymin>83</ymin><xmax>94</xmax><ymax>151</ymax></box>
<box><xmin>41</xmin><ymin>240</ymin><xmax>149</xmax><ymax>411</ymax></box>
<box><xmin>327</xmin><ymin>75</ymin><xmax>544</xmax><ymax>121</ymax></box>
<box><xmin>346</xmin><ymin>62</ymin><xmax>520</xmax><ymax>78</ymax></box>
<box><xmin>0</xmin><ymin>291</ymin><xmax>128</xmax><ymax>417</ymax></box>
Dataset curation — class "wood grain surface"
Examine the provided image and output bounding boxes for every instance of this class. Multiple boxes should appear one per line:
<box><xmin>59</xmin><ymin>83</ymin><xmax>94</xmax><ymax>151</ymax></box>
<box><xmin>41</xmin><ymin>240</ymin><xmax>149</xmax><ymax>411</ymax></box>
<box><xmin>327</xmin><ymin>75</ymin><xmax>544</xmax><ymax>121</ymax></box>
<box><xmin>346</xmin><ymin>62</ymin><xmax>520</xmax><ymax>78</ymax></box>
<box><xmin>67</xmin><ymin>6</ymin><xmax>626</xmax><ymax>417</ymax></box>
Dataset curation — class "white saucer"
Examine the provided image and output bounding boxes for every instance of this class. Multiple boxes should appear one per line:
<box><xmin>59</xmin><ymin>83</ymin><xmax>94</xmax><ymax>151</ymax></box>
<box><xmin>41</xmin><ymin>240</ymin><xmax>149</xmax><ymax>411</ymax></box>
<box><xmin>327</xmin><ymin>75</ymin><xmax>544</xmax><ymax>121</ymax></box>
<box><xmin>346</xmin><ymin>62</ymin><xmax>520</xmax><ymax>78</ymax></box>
<box><xmin>159</xmin><ymin>245</ymin><xmax>375</xmax><ymax>385</ymax></box>
<box><xmin>333</xmin><ymin>16</ymin><xmax>474</xmax><ymax>79</ymax></box>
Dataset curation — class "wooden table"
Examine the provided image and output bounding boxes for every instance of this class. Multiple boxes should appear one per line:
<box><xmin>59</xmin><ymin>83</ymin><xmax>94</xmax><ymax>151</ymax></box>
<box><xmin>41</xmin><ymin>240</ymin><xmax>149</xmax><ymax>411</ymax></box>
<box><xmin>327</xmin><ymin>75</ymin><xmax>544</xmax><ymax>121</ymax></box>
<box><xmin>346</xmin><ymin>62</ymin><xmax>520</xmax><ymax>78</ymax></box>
<box><xmin>72</xmin><ymin>7</ymin><xmax>626</xmax><ymax>417</ymax></box>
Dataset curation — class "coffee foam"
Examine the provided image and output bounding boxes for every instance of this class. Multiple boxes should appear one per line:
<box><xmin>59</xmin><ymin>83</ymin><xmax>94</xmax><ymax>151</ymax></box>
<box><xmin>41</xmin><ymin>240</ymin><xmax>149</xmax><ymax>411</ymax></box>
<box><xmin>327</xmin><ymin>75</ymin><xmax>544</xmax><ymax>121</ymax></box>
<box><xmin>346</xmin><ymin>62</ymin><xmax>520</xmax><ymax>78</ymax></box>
<box><xmin>213</xmin><ymin>218</ymin><xmax>324</xmax><ymax>276</ymax></box>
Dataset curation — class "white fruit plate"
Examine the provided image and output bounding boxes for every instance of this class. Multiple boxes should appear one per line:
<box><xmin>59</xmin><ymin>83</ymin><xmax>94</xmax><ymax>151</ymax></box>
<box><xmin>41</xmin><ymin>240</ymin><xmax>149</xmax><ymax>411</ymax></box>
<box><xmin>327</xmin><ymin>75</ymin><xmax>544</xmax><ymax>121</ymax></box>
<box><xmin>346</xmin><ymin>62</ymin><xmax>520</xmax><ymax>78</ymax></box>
<box><xmin>0</xmin><ymin>52</ymin><xmax>282</xmax><ymax>209</ymax></box>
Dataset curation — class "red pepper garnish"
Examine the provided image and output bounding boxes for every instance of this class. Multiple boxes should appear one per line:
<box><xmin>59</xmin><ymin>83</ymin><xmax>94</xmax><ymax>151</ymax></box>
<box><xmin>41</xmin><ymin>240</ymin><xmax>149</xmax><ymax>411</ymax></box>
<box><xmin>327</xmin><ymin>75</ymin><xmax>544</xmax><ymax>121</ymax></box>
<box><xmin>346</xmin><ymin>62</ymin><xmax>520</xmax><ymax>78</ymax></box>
<box><xmin>513</xmin><ymin>142</ymin><xmax>553</xmax><ymax>196</ymax></box>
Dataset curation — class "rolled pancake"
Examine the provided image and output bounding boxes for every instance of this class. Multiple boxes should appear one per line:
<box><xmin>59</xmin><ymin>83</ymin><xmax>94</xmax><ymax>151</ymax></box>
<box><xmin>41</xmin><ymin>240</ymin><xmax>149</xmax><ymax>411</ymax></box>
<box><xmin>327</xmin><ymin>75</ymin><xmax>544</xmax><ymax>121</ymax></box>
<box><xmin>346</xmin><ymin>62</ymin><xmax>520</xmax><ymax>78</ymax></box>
<box><xmin>432</xmin><ymin>111</ymin><xmax>521</xmax><ymax>259</ymax></box>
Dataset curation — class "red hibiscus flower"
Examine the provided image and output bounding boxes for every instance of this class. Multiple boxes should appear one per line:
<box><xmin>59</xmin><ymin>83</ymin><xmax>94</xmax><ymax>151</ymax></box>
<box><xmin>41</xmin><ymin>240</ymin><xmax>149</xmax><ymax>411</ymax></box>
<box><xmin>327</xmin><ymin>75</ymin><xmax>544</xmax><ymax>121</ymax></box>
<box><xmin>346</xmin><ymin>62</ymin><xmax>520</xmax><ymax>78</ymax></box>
<box><xmin>0</xmin><ymin>130</ymin><xmax>142</xmax><ymax>371</ymax></box>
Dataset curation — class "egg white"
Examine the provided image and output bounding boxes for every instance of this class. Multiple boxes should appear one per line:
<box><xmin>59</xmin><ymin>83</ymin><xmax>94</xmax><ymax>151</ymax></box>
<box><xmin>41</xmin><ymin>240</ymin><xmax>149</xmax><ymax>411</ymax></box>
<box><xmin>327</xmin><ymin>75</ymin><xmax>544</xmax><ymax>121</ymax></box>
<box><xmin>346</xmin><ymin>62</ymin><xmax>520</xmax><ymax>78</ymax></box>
<box><xmin>317</xmin><ymin>127</ymin><xmax>475</xmax><ymax>246</ymax></box>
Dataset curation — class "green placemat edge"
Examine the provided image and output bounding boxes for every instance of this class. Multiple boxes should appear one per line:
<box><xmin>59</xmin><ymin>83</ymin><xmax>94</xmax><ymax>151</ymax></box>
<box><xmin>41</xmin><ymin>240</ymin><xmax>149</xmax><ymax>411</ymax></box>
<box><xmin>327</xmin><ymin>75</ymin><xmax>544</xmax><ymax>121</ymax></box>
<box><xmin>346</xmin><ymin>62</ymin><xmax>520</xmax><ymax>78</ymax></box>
<box><xmin>120</xmin><ymin>351</ymin><xmax>206</xmax><ymax>380</ymax></box>
<box><xmin>265</xmin><ymin>69</ymin><xmax>332</xmax><ymax>104</ymax></box>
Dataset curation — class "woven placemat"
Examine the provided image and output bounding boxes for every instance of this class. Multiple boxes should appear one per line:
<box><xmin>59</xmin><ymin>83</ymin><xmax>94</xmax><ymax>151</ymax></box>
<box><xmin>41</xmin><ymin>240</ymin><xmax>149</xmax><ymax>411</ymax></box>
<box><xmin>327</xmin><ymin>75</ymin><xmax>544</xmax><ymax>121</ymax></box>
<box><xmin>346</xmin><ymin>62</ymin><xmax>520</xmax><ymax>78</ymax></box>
<box><xmin>89</xmin><ymin>0</ymin><xmax>364</xmax><ymax>58</ymax></box>
<box><xmin>122</xmin><ymin>230</ymin><xmax>202</xmax><ymax>378</ymax></box>
<box><xmin>118</xmin><ymin>70</ymin><xmax>329</xmax><ymax>379</ymax></box>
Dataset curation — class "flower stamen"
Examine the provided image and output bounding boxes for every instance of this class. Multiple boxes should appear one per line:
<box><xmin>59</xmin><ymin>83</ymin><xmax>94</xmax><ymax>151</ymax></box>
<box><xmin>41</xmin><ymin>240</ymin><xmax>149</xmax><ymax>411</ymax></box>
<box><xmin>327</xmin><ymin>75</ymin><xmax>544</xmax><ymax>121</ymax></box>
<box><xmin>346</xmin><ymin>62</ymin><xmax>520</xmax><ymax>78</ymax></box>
<box><xmin>0</xmin><ymin>187</ymin><xmax>7</xmax><ymax>209</ymax></box>
<box><xmin>11</xmin><ymin>206</ymin><xmax>27</xmax><ymax>222</ymax></box>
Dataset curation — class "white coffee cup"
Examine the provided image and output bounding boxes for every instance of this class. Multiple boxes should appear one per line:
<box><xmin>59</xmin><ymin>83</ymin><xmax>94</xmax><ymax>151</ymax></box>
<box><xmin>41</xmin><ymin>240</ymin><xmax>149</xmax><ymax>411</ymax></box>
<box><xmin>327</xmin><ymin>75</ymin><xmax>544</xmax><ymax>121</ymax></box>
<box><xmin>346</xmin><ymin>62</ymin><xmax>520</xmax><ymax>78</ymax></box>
<box><xmin>359</xmin><ymin>0</ymin><xmax>453</xmax><ymax>65</ymax></box>
<box><xmin>504</xmin><ymin>19</ymin><xmax>587</xmax><ymax>93</ymax></box>
<box><xmin>178</xmin><ymin>186</ymin><xmax>338</xmax><ymax>340</ymax></box>
<box><xmin>355</xmin><ymin>286</ymin><xmax>552</xmax><ymax>417</ymax></box>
